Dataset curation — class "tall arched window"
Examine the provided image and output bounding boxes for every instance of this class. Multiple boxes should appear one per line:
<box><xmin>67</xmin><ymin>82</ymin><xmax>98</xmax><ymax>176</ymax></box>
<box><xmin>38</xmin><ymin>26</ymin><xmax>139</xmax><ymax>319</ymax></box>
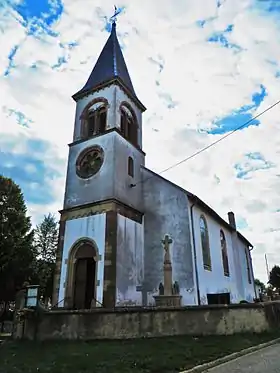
<box><xmin>128</xmin><ymin>156</ymin><xmax>134</xmax><ymax>177</ymax></box>
<box><xmin>220</xmin><ymin>230</ymin><xmax>230</xmax><ymax>276</ymax></box>
<box><xmin>120</xmin><ymin>104</ymin><xmax>138</xmax><ymax>146</ymax></box>
<box><xmin>199</xmin><ymin>215</ymin><xmax>211</xmax><ymax>270</ymax></box>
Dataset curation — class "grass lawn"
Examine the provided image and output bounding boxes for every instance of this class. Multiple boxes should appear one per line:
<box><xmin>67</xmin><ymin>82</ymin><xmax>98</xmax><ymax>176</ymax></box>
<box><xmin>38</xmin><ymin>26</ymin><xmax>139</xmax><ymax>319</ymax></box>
<box><xmin>1</xmin><ymin>332</ymin><xmax>280</xmax><ymax>373</ymax></box>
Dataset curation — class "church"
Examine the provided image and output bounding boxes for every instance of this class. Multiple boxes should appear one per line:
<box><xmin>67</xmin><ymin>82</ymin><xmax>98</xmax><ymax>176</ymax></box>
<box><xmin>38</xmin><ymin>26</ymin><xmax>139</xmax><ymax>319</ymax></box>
<box><xmin>52</xmin><ymin>21</ymin><xmax>256</xmax><ymax>309</ymax></box>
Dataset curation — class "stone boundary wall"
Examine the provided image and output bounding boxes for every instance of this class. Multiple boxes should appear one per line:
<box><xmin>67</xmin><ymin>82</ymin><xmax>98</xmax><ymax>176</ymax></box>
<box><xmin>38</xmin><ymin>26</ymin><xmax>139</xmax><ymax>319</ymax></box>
<box><xmin>23</xmin><ymin>301</ymin><xmax>280</xmax><ymax>341</ymax></box>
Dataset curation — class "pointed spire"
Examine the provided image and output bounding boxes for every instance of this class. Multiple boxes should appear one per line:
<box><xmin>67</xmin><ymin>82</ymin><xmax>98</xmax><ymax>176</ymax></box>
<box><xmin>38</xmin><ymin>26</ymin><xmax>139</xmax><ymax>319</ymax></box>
<box><xmin>73</xmin><ymin>21</ymin><xmax>137</xmax><ymax>101</ymax></box>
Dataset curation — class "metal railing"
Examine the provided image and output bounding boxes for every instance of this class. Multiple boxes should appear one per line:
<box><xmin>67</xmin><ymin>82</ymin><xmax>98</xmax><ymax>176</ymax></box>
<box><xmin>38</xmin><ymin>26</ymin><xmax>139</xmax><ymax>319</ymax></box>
<box><xmin>51</xmin><ymin>296</ymin><xmax>104</xmax><ymax>310</ymax></box>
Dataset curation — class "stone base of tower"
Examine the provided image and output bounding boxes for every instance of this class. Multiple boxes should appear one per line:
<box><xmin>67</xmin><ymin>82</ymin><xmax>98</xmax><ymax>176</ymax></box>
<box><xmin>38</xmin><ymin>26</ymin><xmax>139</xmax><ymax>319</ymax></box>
<box><xmin>52</xmin><ymin>199</ymin><xmax>144</xmax><ymax>310</ymax></box>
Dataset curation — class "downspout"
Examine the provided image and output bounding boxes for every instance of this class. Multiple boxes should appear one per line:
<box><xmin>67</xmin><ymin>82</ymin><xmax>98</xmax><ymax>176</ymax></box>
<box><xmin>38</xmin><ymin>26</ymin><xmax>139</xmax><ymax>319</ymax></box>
<box><xmin>190</xmin><ymin>199</ymin><xmax>201</xmax><ymax>305</ymax></box>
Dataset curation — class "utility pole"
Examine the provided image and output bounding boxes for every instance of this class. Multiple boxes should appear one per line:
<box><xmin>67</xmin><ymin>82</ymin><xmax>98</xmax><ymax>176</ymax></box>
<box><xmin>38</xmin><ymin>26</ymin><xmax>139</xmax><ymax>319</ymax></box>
<box><xmin>265</xmin><ymin>253</ymin><xmax>270</xmax><ymax>281</ymax></box>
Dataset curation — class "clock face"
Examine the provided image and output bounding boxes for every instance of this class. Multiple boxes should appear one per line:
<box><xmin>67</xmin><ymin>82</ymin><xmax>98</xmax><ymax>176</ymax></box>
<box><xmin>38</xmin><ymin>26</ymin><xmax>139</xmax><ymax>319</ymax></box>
<box><xmin>76</xmin><ymin>145</ymin><xmax>104</xmax><ymax>179</ymax></box>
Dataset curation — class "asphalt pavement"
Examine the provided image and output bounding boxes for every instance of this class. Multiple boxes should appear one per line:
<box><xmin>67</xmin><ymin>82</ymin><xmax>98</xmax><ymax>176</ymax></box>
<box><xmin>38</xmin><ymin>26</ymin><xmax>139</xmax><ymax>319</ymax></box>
<box><xmin>205</xmin><ymin>343</ymin><xmax>280</xmax><ymax>372</ymax></box>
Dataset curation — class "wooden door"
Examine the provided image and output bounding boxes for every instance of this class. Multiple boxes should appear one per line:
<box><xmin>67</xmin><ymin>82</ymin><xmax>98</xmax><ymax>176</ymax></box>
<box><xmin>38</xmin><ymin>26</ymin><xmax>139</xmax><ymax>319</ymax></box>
<box><xmin>85</xmin><ymin>258</ymin><xmax>96</xmax><ymax>309</ymax></box>
<box><xmin>73</xmin><ymin>259</ymin><xmax>87</xmax><ymax>309</ymax></box>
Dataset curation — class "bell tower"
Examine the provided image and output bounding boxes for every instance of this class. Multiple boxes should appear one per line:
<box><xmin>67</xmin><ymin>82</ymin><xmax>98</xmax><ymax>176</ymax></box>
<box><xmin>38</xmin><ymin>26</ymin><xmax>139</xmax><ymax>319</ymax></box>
<box><xmin>52</xmin><ymin>21</ymin><xmax>146</xmax><ymax>309</ymax></box>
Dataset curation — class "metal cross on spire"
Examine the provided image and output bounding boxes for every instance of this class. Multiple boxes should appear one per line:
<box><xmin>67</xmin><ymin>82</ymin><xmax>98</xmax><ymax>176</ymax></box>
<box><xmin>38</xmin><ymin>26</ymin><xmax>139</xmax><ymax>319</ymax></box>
<box><xmin>110</xmin><ymin>5</ymin><xmax>122</xmax><ymax>23</ymax></box>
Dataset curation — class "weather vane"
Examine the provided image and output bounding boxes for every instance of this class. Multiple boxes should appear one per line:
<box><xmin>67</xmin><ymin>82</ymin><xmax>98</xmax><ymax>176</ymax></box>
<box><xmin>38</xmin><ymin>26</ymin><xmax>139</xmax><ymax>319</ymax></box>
<box><xmin>110</xmin><ymin>5</ymin><xmax>121</xmax><ymax>23</ymax></box>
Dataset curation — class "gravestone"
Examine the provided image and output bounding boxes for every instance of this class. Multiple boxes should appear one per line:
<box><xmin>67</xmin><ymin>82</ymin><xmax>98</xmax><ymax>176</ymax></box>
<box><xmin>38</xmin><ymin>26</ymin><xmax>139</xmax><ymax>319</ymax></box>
<box><xmin>13</xmin><ymin>283</ymin><xmax>29</xmax><ymax>339</ymax></box>
<box><xmin>136</xmin><ymin>282</ymin><xmax>149</xmax><ymax>306</ymax></box>
<box><xmin>0</xmin><ymin>301</ymin><xmax>14</xmax><ymax>336</ymax></box>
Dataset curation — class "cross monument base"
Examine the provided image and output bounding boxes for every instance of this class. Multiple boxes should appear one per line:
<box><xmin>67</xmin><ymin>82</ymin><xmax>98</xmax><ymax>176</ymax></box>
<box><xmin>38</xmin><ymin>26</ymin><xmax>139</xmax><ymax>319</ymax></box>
<box><xmin>153</xmin><ymin>294</ymin><xmax>182</xmax><ymax>308</ymax></box>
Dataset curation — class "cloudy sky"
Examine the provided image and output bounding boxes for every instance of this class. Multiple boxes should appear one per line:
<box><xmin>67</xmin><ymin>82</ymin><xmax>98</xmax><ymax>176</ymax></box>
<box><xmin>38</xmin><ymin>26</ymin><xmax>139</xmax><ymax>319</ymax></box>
<box><xmin>1</xmin><ymin>0</ymin><xmax>280</xmax><ymax>283</ymax></box>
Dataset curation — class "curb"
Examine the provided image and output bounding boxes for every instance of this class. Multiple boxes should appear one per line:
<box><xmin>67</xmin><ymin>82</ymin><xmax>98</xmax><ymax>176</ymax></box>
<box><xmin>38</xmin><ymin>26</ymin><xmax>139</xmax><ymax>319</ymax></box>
<box><xmin>181</xmin><ymin>337</ymin><xmax>280</xmax><ymax>373</ymax></box>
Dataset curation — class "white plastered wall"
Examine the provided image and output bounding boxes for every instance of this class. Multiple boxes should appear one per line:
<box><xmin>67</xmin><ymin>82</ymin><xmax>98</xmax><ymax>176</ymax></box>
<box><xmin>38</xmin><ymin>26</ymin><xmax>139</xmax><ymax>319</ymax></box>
<box><xmin>58</xmin><ymin>213</ymin><xmax>106</xmax><ymax>307</ymax></box>
<box><xmin>236</xmin><ymin>239</ymin><xmax>256</xmax><ymax>302</ymax></box>
<box><xmin>191</xmin><ymin>205</ymin><xmax>242</xmax><ymax>304</ymax></box>
<box><xmin>115</xmin><ymin>214</ymin><xmax>144</xmax><ymax>306</ymax></box>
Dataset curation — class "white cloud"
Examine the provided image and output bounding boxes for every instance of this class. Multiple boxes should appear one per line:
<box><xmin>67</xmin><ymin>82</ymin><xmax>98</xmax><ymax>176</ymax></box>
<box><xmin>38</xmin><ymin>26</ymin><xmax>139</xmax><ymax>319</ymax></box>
<box><xmin>1</xmin><ymin>0</ymin><xmax>280</xmax><ymax>283</ymax></box>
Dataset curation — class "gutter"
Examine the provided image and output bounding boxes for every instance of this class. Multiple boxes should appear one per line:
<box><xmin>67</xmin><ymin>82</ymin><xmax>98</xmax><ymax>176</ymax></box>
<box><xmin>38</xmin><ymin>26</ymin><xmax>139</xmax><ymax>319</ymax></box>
<box><xmin>190</xmin><ymin>199</ymin><xmax>201</xmax><ymax>305</ymax></box>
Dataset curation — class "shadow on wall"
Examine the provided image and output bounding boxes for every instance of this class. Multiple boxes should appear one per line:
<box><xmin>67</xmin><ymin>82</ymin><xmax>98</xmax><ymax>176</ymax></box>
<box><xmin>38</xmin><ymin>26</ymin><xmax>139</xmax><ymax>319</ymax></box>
<box><xmin>116</xmin><ymin>223</ymin><xmax>143</xmax><ymax>306</ymax></box>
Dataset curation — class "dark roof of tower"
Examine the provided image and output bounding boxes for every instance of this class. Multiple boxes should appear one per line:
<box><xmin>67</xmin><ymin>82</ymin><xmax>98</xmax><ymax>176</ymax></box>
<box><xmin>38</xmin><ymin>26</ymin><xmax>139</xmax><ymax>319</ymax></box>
<box><xmin>73</xmin><ymin>22</ymin><xmax>141</xmax><ymax>106</ymax></box>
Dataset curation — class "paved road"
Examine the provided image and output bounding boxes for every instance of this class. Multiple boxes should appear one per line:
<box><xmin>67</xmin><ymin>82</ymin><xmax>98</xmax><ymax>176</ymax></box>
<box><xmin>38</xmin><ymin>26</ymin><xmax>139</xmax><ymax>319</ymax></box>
<box><xmin>205</xmin><ymin>344</ymin><xmax>280</xmax><ymax>372</ymax></box>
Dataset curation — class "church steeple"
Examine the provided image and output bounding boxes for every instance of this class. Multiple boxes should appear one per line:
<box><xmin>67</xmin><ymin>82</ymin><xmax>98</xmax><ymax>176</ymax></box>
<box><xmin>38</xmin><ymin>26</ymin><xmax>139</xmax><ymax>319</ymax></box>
<box><xmin>73</xmin><ymin>22</ymin><xmax>143</xmax><ymax>109</ymax></box>
<box><xmin>53</xmin><ymin>17</ymin><xmax>146</xmax><ymax>311</ymax></box>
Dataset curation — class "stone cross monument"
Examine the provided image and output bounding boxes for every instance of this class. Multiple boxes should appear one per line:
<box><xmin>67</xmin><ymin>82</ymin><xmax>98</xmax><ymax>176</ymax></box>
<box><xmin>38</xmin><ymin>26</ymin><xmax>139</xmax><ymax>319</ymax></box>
<box><xmin>153</xmin><ymin>234</ymin><xmax>182</xmax><ymax>307</ymax></box>
<box><xmin>162</xmin><ymin>234</ymin><xmax>173</xmax><ymax>296</ymax></box>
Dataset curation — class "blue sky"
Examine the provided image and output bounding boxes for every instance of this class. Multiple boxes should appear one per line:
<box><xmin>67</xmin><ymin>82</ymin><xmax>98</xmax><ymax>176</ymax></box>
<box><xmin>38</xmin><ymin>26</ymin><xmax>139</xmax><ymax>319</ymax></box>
<box><xmin>1</xmin><ymin>0</ymin><xmax>280</xmax><ymax>281</ymax></box>
<box><xmin>207</xmin><ymin>23</ymin><xmax>242</xmax><ymax>51</ymax></box>
<box><xmin>0</xmin><ymin>143</ymin><xmax>59</xmax><ymax>205</ymax></box>
<box><xmin>209</xmin><ymin>84</ymin><xmax>267</xmax><ymax>135</ymax></box>
<box><xmin>234</xmin><ymin>152</ymin><xmax>275</xmax><ymax>179</ymax></box>
<box><xmin>13</xmin><ymin>0</ymin><xmax>63</xmax><ymax>35</ymax></box>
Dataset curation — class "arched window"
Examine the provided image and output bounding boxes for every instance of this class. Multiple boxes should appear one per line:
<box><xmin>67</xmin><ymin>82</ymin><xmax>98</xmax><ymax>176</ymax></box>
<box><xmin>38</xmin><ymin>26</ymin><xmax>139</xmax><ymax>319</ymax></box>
<box><xmin>220</xmin><ymin>230</ymin><xmax>230</xmax><ymax>276</ymax></box>
<box><xmin>199</xmin><ymin>215</ymin><xmax>211</xmax><ymax>270</ymax></box>
<box><xmin>120</xmin><ymin>105</ymin><xmax>138</xmax><ymax>146</ymax></box>
<box><xmin>98</xmin><ymin>107</ymin><xmax>107</xmax><ymax>133</ymax></box>
<box><xmin>83</xmin><ymin>103</ymin><xmax>107</xmax><ymax>139</ymax></box>
<box><xmin>86</xmin><ymin>106</ymin><xmax>107</xmax><ymax>137</ymax></box>
<box><xmin>245</xmin><ymin>247</ymin><xmax>252</xmax><ymax>284</ymax></box>
<box><xmin>128</xmin><ymin>157</ymin><xmax>134</xmax><ymax>177</ymax></box>
<box><xmin>87</xmin><ymin>111</ymin><xmax>95</xmax><ymax>136</ymax></box>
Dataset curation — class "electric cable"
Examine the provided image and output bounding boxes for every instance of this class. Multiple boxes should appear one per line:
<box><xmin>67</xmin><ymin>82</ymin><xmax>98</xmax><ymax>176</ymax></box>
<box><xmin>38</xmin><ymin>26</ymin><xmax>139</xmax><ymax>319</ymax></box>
<box><xmin>130</xmin><ymin>99</ymin><xmax>280</xmax><ymax>188</ymax></box>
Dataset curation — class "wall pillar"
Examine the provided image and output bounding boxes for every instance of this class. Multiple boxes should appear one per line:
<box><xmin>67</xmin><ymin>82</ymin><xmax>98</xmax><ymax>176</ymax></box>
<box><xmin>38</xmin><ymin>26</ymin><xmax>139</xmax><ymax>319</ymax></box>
<box><xmin>103</xmin><ymin>211</ymin><xmax>117</xmax><ymax>308</ymax></box>
<box><xmin>52</xmin><ymin>219</ymin><xmax>66</xmax><ymax>307</ymax></box>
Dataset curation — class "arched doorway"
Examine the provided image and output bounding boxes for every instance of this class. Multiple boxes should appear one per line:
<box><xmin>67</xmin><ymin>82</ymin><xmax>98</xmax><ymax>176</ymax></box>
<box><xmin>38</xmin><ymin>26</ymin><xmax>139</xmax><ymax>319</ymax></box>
<box><xmin>66</xmin><ymin>240</ymin><xmax>98</xmax><ymax>309</ymax></box>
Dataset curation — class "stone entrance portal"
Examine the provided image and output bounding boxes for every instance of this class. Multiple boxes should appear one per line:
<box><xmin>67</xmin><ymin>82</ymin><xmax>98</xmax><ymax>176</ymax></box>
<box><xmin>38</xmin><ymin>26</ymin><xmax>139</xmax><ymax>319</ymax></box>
<box><xmin>65</xmin><ymin>240</ymin><xmax>99</xmax><ymax>309</ymax></box>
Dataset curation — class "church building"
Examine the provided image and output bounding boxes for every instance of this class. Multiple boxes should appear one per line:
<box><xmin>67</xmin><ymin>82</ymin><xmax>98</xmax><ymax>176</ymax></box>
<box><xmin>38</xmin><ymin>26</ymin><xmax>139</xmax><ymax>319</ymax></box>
<box><xmin>52</xmin><ymin>21</ymin><xmax>256</xmax><ymax>309</ymax></box>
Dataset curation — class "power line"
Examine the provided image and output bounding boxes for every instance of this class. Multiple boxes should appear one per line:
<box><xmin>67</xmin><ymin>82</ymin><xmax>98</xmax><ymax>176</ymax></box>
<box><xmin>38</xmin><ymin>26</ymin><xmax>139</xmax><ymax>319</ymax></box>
<box><xmin>131</xmin><ymin>99</ymin><xmax>280</xmax><ymax>188</ymax></box>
